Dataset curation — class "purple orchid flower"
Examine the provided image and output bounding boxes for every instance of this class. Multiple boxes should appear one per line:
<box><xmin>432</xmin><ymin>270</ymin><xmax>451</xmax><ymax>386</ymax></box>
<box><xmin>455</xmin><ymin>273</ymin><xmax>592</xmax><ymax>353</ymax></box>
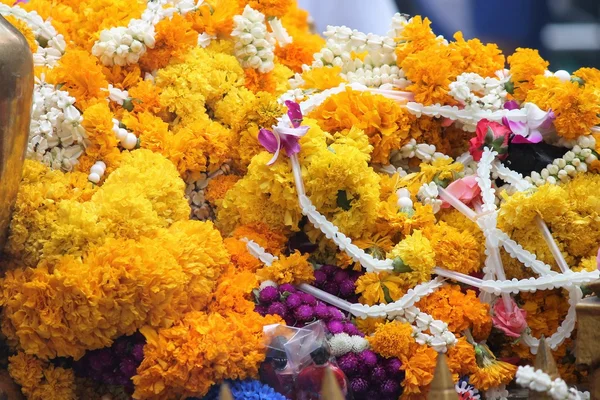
<box><xmin>502</xmin><ymin>102</ymin><xmax>555</xmax><ymax>145</ymax></box>
<box><xmin>258</xmin><ymin>101</ymin><xmax>309</xmax><ymax>165</ymax></box>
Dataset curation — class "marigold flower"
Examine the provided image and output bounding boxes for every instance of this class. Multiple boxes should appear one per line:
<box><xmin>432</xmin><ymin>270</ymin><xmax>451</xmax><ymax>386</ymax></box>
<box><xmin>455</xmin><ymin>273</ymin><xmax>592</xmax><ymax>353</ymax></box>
<box><xmin>470</xmin><ymin>343</ymin><xmax>517</xmax><ymax>391</ymax></box>
<box><xmin>355</xmin><ymin>272</ymin><xmax>405</xmax><ymax>305</ymax></box>
<box><xmin>508</xmin><ymin>48</ymin><xmax>549</xmax><ymax>101</ymax></box>
<box><xmin>9</xmin><ymin>352</ymin><xmax>75</xmax><ymax>400</ymax></box>
<box><xmin>368</xmin><ymin>321</ymin><xmax>417</xmax><ymax>360</ymax></box>
<box><xmin>388</xmin><ymin>230</ymin><xmax>436</xmax><ymax>287</ymax></box>
<box><xmin>256</xmin><ymin>250</ymin><xmax>315</xmax><ymax>285</ymax></box>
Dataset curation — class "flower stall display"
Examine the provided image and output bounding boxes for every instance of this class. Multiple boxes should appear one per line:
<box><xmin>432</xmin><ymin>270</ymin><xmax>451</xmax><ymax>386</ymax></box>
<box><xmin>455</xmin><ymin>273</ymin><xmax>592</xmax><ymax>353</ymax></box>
<box><xmin>1</xmin><ymin>0</ymin><xmax>600</xmax><ymax>399</ymax></box>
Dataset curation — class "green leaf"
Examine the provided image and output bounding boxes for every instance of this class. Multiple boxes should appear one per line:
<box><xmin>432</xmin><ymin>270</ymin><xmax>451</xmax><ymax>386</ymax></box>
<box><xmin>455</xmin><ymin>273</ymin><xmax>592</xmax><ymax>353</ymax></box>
<box><xmin>504</xmin><ymin>80</ymin><xmax>514</xmax><ymax>94</ymax></box>
<box><xmin>337</xmin><ymin>190</ymin><xmax>352</xmax><ymax>211</ymax></box>
<box><xmin>118</xmin><ymin>121</ymin><xmax>127</xmax><ymax>129</ymax></box>
<box><xmin>392</xmin><ymin>257</ymin><xmax>412</xmax><ymax>273</ymax></box>
<box><xmin>122</xmin><ymin>98</ymin><xmax>134</xmax><ymax>112</ymax></box>
<box><xmin>367</xmin><ymin>246</ymin><xmax>386</xmax><ymax>260</ymax></box>
<box><xmin>492</xmin><ymin>137</ymin><xmax>506</xmax><ymax>147</ymax></box>
<box><xmin>433</xmin><ymin>174</ymin><xmax>451</xmax><ymax>188</ymax></box>
<box><xmin>571</xmin><ymin>76</ymin><xmax>585</xmax><ymax>86</ymax></box>
<box><xmin>280</xmin><ymin>291</ymin><xmax>291</xmax><ymax>300</ymax></box>
<box><xmin>382</xmin><ymin>284</ymin><xmax>394</xmax><ymax>304</ymax></box>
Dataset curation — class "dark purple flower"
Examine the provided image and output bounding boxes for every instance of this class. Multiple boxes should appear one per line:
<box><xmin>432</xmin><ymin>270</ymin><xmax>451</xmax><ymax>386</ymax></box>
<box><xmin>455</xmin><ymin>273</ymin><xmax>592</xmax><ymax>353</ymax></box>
<box><xmin>294</xmin><ymin>305</ymin><xmax>314</xmax><ymax>322</ymax></box>
<box><xmin>314</xmin><ymin>303</ymin><xmax>331</xmax><ymax>320</ymax></box>
<box><xmin>285</xmin><ymin>316</ymin><xmax>296</xmax><ymax>326</ymax></box>
<box><xmin>350</xmin><ymin>378</ymin><xmax>369</xmax><ymax>394</ymax></box>
<box><xmin>380</xmin><ymin>379</ymin><xmax>400</xmax><ymax>395</ymax></box>
<box><xmin>365</xmin><ymin>390</ymin><xmax>381</xmax><ymax>400</ymax></box>
<box><xmin>131</xmin><ymin>343</ymin><xmax>144</xmax><ymax>363</ymax></box>
<box><xmin>120</xmin><ymin>357</ymin><xmax>138</xmax><ymax>378</ymax></box>
<box><xmin>339</xmin><ymin>280</ymin><xmax>356</xmax><ymax>298</ymax></box>
<box><xmin>285</xmin><ymin>293</ymin><xmax>302</xmax><ymax>309</ymax></box>
<box><xmin>285</xmin><ymin>100</ymin><xmax>303</xmax><ymax>128</ymax></box>
<box><xmin>322</xmin><ymin>281</ymin><xmax>339</xmax><ymax>295</ymax></box>
<box><xmin>254</xmin><ymin>304</ymin><xmax>268</xmax><ymax>316</ymax></box>
<box><xmin>320</xmin><ymin>265</ymin><xmax>337</xmax><ymax>276</ymax></box>
<box><xmin>326</xmin><ymin>320</ymin><xmax>345</xmax><ymax>334</ymax></box>
<box><xmin>370</xmin><ymin>365</ymin><xmax>387</xmax><ymax>382</ymax></box>
<box><xmin>300</xmin><ymin>293</ymin><xmax>317</xmax><ymax>306</ymax></box>
<box><xmin>259</xmin><ymin>286</ymin><xmax>280</xmax><ymax>304</ymax></box>
<box><xmin>314</xmin><ymin>270</ymin><xmax>327</xmax><ymax>286</ymax></box>
<box><xmin>385</xmin><ymin>358</ymin><xmax>403</xmax><ymax>378</ymax></box>
<box><xmin>278</xmin><ymin>283</ymin><xmax>297</xmax><ymax>294</ymax></box>
<box><xmin>89</xmin><ymin>349</ymin><xmax>113</xmax><ymax>372</ymax></box>
<box><xmin>333</xmin><ymin>270</ymin><xmax>349</xmax><ymax>283</ymax></box>
<box><xmin>358</xmin><ymin>350</ymin><xmax>378</xmax><ymax>368</ymax></box>
<box><xmin>327</xmin><ymin>306</ymin><xmax>344</xmax><ymax>320</ymax></box>
<box><xmin>344</xmin><ymin>323</ymin><xmax>362</xmax><ymax>337</ymax></box>
<box><xmin>267</xmin><ymin>302</ymin><xmax>288</xmax><ymax>318</ymax></box>
<box><xmin>337</xmin><ymin>352</ymin><xmax>360</xmax><ymax>376</ymax></box>
<box><xmin>112</xmin><ymin>337</ymin><xmax>129</xmax><ymax>355</ymax></box>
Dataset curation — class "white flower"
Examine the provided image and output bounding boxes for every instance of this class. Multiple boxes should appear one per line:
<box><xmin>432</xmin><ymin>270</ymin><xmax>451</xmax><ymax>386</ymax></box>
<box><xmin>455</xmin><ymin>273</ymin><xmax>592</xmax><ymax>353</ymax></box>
<box><xmin>268</xmin><ymin>17</ymin><xmax>292</xmax><ymax>46</ymax></box>
<box><xmin>232</xmin><ymin>6</ymin><xmax>275</xmax><ymax>73</ymax></box>
<box><xmin>349</xmin><ymin>336</ymin><xmax>369</xmax><ymax>353</ymax></box>
<box><xmin>328</xmin><ymin>333</ymin><xmax>354</xmax><ymax>356</ymax></box>
<box><xmin>106</xmin><ymin>85</ymin><xmax>129</xmax><ymax>105</ymax></box>
<box><xmin>198</xmin><ymin>32</ymin><xmax>216</xmax><ymax>48</ymax></box>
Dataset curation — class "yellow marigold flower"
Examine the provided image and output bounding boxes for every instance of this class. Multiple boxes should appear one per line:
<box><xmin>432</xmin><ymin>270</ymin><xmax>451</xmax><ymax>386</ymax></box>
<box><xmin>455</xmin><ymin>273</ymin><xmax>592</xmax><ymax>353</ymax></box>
<box><xmin>133</xmin><ymin>311</ymin><xmax>282</xmax><ymax>399</ymax></box>
<box><xmin>354</xmin><ymin>317</ymin><xmax>385</xmax><ymax>335</ymax></box>
<box><xmin>301</xmin><ymin>66</ymin><xmax>345</xmax><ymax>91</ymax></box>
<box><xmin>470</xmin><ymin>343</ymin><xmax>517</xmax><ymax>391</ymax></box>
<box><xmin>416</xmin><ymin>285</ymin><xmax>492</xmax><ymax>340</ymax></box>
<box><xmin>46</xmin><ymin>49</ymin><xmax>109</xmax><ymax>111</ymax></box>
<box><xmin>355</xmin><ymin>272</ymin><xmax>406</xmax><ymax>305</ymax></box>
<box><xmin>448</xmin><ymin>32</ymin><xmax>505</xmax><ymax>78</ymax></box>
<box><xmin>256</xmin><ymin>250</ymin><xmax>315</xmax><ymax>285</ymax></box>
<box><xmin>205</xmin><ymin>174</ymin><xmax>241</xmax><ymax>208</ymax></box>
<box><xmin>368</xmin><ymin>321</ymin><xmax>417</xmax><ymax>360</ymax></box>
<box><xmin>376</xmin><ymin>202</ymin><xmax>437</xmax><ymax>244</ymax></box>
<box><xmin>427</xmin><ymin>222</ymin><xmax>481</xmax><ymax>274</ymax></box>
<box><xmin>309</xmin><ymin>88</ymin><xmax>414</xmax><ymax>164</ymax></box>
<box><xmin>388</xmin><ymin>230</ymin><xmax>436</xmax><ymax>287</ymax></box>
<box><xmin>139</xmin><ymin>13</ymin><xmax>198</xmax><ymax>72</ymax></box>
<box><xmin>80</xmin><ymin>102</ymin><xmax>121</xmax><ymax>171</ymax></box>
<box><xmin>400</xmin><ymin>158</ymin><xmax>463</xmax><ymax>197</ymax></box>
<box><xmin>498</xmin><ymin>183</ymin><xmax>568</xmax><ymax>229</ymax></box>
<box><xmin>9</xmin><ymin>352</ymin><xmax>75</xmax><ymax>400</ymax></box>
<box><xmin>4</xmin><ymin>15</ymin><xmax>38</xmax><ymax>52</ymax></box>
<box><xmin>331</xmin><ymin>127</ymin><xmax>373</xmax><ymax>158</ymax></box>
<box><xmin>401</xmin><ymin>345</ymin><xmax>438</xmax><ymax>396</ymax></box>
<box><xmin>573</xmin><ymin>67</ymin><xmax>600</xmax><ymax>87</ymax></box>
<box><xmin>574</xmin><ymin>255</ymin><xmax>597</xmax><ymax>272</ymax></box>
<box><xmin>395</xmin><ymin>16</ymin><xmax>438</xmax><ymax>65</ymax></box>
<box><xmin>438</xmin><ymin>208</ymin><xmax>484</xmax><ymax>247</ymax></box>
<box><xmin>526</xmin><ymin>76</ymin><xmax>600</xmax><ymax>139</ymax></box>
<box><xmin>508</xmin><ymin>48</ymin><xmax>549</xmax><ymax>101</ymax></box>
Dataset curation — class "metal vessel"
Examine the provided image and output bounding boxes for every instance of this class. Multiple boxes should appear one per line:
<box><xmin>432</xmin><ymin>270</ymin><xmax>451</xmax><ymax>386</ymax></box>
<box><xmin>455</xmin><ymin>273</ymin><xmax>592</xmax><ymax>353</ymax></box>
<box><xmin>0</xmin><ymin>15</ymin><xmax>34</xmax><ymax>252</ymax></box>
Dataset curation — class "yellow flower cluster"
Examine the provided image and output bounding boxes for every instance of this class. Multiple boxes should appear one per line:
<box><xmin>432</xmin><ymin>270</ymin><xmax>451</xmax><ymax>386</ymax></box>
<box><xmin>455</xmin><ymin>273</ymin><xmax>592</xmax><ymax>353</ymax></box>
<box><xmin>8</xmin><ymin>352</ymin><xmax>76</xmax><ymax>400</ymax></box>
<box><xmin>256</xmin><ymin>251</ymin><xmax>315</xmax><ymax>285</ymax></box>
<box><xmin>388</xmin><ymin>230</ymin><xmax>436</xmax><ymax>287</ymax></box>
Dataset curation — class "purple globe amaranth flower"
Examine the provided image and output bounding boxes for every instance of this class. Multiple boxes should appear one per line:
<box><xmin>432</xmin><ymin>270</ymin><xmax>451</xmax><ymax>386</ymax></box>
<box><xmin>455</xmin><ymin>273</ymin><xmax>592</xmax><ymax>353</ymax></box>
<box><xmin>131</xmin><ymin>343</ymin><xmax>144</xmax><ymax>363</ymax></box>
<box><xmin>294</xmin><ymin>304</ymin><xmax>314</xmax><ymax>322</ymax></box>
<box><xmin>259</xmin><ymin>286</ymin><xmax>280</xmax><ymax>304</ymax></box>
<box><xmin>119</xmin><ymin>357</ymin><xmax>138</xmax><ymax>378</ymax></box>
<box><xmin>365</xmin><ymin>390</ymin><xmax>381</xmax><ymax>400</ymax></box>
<box><xmin>285</xmin><ymin>316</ymin><xmax>296</xmax><ymax>326</ymax></box>
<box><xmin>314</xmin><ymin>303</ymin><xmax>331</xmax><ymax>320</ymax></box>
<box><xmin>333</xmin><ymin>270</ymin><xmax>349</xmax><ymax>283</ymax></box>
<box><xmin>254</xmin><ymin>305</ymin><xmax>268</xmax><ymax>316</ymax></box>
<box><xmin>327</xmin><ymin>306</ymin><xmax>344</xmax><ymax>321</ymax></box>
<box><xmin>319</xmin><ymin>264</ymin><xmax>337</xmax><ymax>277</ymax></box>
<box><xmin>267</xmin><ymin>302</ymin><xmax>288</xmax><ymax>318</ymax></box>
<box><xmin>300</xmin><ymin>293</ymin><xmax>317</xmax><ymax>306</ymax></box>
<box><xmin>358</xmin><ymin>350</ymin><xmax>378</xmax><ymax>368</ymax></box>
<box><xmin>337</xmin><ymin>352</ymin><xmax>360</xmax><ymax>376</ymax></box>
<box><xmin>350</xmin><ymin>377</ymin><xmax>369</xmax><ymax>394</ymax></box>
<box><xmin>385</xmin><ymin>358</ymin><xmax>403</xmax><ymax>378</ymax></box>
<box><xmin>343</xmin><ymin>323</ymin><xmax>362</xmax><ymax>337</ymax></box>
<box><xmin>322</xmin><ymin>281</ymin><xmax>339</xmax><ymax>295</ymax></box>
<box><xmin>370</xmin><ymin>365</ymin><xmax>387</xmax><ymax>382</ymax></box>
<box><xmin>112</xmin><ymin>337</ymin><xmax>129</xmax><ymax>355</ymax></box>
<box><xmin>380</xmin><ymin>379</ymin><xmax>400</xmax><ymax>395</ymax></box>
<box><xmin>89</xmin><ymin>349</ymin><xmax>113</xmax><ymax>372</ymax></box>
<box><xmin>285</xmin><ymin>293</ymin><xmax>302</xmax><ymax>309</ymax></box>
<box><xmin>327</xmin><ymin>320</ymin><xmax>345</xmax><ymax>334</ymax></box>
<box><xmin>278</xmin><ymin>283</ymin><xmax>297</xmax><ymax>294</ymax></box>
<box><xmin>339</xmin><ymin>280</ymin><xmax>356</xmax><ymax>298</ymax></box>
<box><xmin>314</xmin><ymin>270</ymin><xmax>327</xmax><ymax>286</ymax></box>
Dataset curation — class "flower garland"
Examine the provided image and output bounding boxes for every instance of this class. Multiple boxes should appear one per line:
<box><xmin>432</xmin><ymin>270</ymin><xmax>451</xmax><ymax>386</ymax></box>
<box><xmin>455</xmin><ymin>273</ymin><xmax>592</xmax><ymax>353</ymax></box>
<box><xmin>515</xmin><ymin>366</ymin><xmax>589</xmax><ymax>400</ymax></box>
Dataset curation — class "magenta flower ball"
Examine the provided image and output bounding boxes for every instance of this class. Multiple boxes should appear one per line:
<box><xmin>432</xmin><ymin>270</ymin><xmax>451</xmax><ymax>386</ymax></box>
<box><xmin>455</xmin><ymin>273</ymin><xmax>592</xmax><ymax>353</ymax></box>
<box><xmin>254</xmin><ymin>305</ymin><xmax>268</xmax><ymax>316</ymax></box>
<box><xmin>326</xmin><ymin>320</ymin><xmax>345</xmax><ymax>334</ymax></box>
<box><xmin>314</xmin><ymin>303</ymin><xmax>331</xmax><ymax>320</ymax></box>
<box><xmin>333</xmin><ymin>270</ymin><xmax>350</xmax><ymax>283</ymax></box>
<box><xmin>385</xmin><ymin>358</ymin><xmax>403</xmax><ymax>378</ymax></box>
<box><xmin>300</xmin><ymin>293</ymin><xmax>317</xmax><ymax>306</ymax></box>
<box><xmin>350</xmin><ymin>377</ymin><xmax>369</xmax><ymax>394</ymax></box>
<box><xmin>314</xmin><ymin>270</ymin><xmax>327</xmax><ymax>286</ymax></box>
<box><xmin>327</xmin><ymin>306</ymin><xmax>344</xmax><ymax>320</ymax></box>
<box><xmin>267</xmin><ymin>302</ymin><xmax>288</xmax><ymax>318</ymax></box>
<box><xmin>370</xmin><ymin>365</ymin><xmax>387</xmax><ymax>382</ymax></box>
<box><xmin>319</xmin><ymin>264</ymin><xmax>336</xmax><ymax>276</ymax></box>
<box><xmin>337</xmin><ymin>352</ymin><xmax>360</xmax><ymax>376</ymax></box>
<box><xmin>259</xmin><ymin>286</ymin><xmax>280</xmax><ymax>304</ymax></box>
<box><xmin>278</xmin><ymin>283</ymin><xmax>297</xmax><ymax>294</ymax></box>
<box><xmin>285</xmin><ymin>293</ymin><xmax>302</xmax><ymax>309</ymax></box>
<box><xmin>322</xmin><ymin>281</ymin><xmax>339</xmax><ymax>295</ymax></box>
<box><xmin>343</xmin><ymin>322</ymin><xmax>362</xmax><ymax>337</ymax></box>
<box><xmin>380</xmin><ymin>379</ymin><xmax>400</xmax><ymax>395</ymax></box>
<box><xmin>358</xmin><ymin>350</ymin><xmax>378</xmax><ymax>368</ymax></box>
<box><xmin>339</xmin><ymin>279</ymin><xmax>356</xmax><ymax>298</ymax></box>
<box><xmin>294</xmin><ymin>304</ymin><xmax>314</xmax><ymax>322</ymax></box>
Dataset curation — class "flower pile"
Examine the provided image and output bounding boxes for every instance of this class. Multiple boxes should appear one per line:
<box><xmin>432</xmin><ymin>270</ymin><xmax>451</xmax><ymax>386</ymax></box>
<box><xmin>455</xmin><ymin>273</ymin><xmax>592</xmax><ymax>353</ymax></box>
<box><xmin>1</xmin><ymin>0</ymin><xmax>600</xmax><ymax>399</ymax></box>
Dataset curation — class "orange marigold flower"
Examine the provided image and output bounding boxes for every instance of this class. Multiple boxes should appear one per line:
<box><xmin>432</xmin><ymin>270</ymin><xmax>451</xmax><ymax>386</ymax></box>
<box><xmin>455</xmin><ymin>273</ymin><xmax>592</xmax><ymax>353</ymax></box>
<box><xmin>573</xmin><ymin>67</ymin><xmax>600</xmax><ymax>87</ymax></box>
<box><xmin>256</xmin><ymin>250</ymin><xmax>315</xmax><ymax>285</ymax></box>
<box><xmin>401</xmin><ymin>345</ymin><xmax>438</xmax><ymax>396</ymax></box>
<box><xmin>426</xmin><ymin>222</ymin><xmax>482</xmax><ymax>275</ymax></box>
<box><xmin>225</xmin><ymin>237</ymin><xmax>264</xmax><ymax>272</ymax></box>
<box><xmin>447</xmin><ymin>336</ymin><xmax>478</xmax><ymax>381</ymax></box>
<box><xmin>209</xmin><ymin>269</ymin><xmax>258</xmax><ymax>314</ymax></box>
<box><xmin>395</xmin><ymin>16</ymin><xmax>438</xmax><ymax>65</ymax></box>
<box><xmin>47</xmin><ymin>49</ymin><xmax>109</xmax><ymax>111</ymax></box>
<box><xmin>368</xmin><ymin>321</ymin><xmax>417</xmax><ymax>360</ymax></box>
<box><xmin>205</xmin><ymin>174</ymin><xmax>241</xmax><ymax>208</ymax></box>
<box><xmin>508</xmin><ymin>48</ymin><xmax>549</xmax><ymax>101</ymax></box>
<box><xmin>244</xmin><ymin>68</ymin><xmax>277</xmax><ymax>94</ymax></box>
<box><xmin>448</xmin><ymin>32</ymin><xmax>505</xmax><ymax>78</ymax></box>
<box><xmin>188</xmin><ymin>0</ymin><xmax>242</xmax><ymax>37</ymax></box>
<box><xmin>102</xmin><ymin>64</ymin><xmax>142</xmax><ymax>90</ymax></box>
<box><xmin>470</xmin><ymin>343</ymin><xmax>517</xmax><ymax>391</ymax></box>
<box><xmin>9</xmin><ymin>352</ymin><xmax>76</xmax><ymax>400</ymax></box>
<box><xmin>128</xmin><ymin>80</ymin><xmax>162</xmax><ymax>114</ymax></box>
<box><xmin>301</xmin><ymin>66</ymin><xmax>345</xmax><ymax>91</ymax></box>
<box><xmin>275</xmin><ymin>31</ymin><xmax>324</xmax><ymax>73</ymax></box>
<box><xmin>139</xmin><ymin>14</ymin><xmax>198</xmax><ymax>72</ymax></box>
<box><xmin>80</xmin><ymin>102</ymin><xmax>121</xmax><ymax>171</ymax></box>
<box><xmin>242</xmin><ymin>0</ymin><xmax>291</xmax><ymax>18</ymax></box>
<box><xmin>231</xmin><ymin>222</ymin><xmax>288</xmax><ymax>255</ymax></box>
<box><xmin>416</xmin><ymin>285</ymin><xmax>492</xmax><ymax>340</ymax></box>
<box><xmin>526</xmin><ymin>75</ymin><xmax>600</xmax><ymax>140</ymax></box>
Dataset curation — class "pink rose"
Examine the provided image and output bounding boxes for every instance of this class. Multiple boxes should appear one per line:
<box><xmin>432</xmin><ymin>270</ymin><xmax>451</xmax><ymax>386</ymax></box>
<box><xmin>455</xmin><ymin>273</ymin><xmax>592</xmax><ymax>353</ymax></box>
<box><xmin>469</xmin><ymin>119</ymin><xmax>511</xmax><ymax>161</ymax></box>
<box><xmin>441</xmin><ymin>176</ymin><xmax>481</xmax><ymax>209</ymax></box>
<box><xmin>492</xmin><ymin>298</ymin><xmax>528</xmax><ymax>338</ymax></box>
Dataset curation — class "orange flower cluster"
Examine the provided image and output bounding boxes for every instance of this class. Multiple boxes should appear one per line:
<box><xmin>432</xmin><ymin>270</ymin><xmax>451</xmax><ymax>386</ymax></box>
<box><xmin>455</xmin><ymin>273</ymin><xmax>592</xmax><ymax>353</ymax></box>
<box><xmin>8</xmin><ymin>352</ymin><xmax>76</xmax><ymax>400</ymax></box>
<box><xmin>132</xmin><ymin>311</ymin><xmax>282</xmax><ymax>399</ymax></box>
<box><xmin>507</xmin><ymin>48</ymin><xmax>549</xmax><ymax>101</ymax></box>
<box><xmin>256</xmin><ymin>250</ymin><xmax>315</xmax><ymax>285</ymax></box>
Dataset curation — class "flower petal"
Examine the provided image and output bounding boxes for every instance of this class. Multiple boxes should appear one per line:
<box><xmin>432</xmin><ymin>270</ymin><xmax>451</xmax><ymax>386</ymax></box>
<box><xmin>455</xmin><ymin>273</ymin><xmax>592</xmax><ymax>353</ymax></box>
<box><xmin>258</xmin><ymin>128</ymin><xmax>279</xmax><ymax>153</ymax></box>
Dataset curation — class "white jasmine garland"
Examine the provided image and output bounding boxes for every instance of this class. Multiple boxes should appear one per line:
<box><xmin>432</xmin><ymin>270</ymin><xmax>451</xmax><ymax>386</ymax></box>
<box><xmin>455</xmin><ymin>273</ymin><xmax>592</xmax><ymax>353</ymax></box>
<box><xmin>232</xmin><ymin>5</ymin><xmax>275</xmax><ymax>73</ymax></box>
<box><xmin>268</xmin><ymin>17</ymin><xmax>292</xmax><ymax>46</ymax></box>
<box><xmin>515</xmin><ymin>366</ymin><xmax>589</xmax><ymax>400</ymax></box>
<box><xmin>28</xmin><ymin>78</ymin><xmax>88</xmax><ymax>172</ymax></box>
<box><xmin>417</xmin><ymin>183</ymin><xmax>442</xmax><ymax>213</ymax></box>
